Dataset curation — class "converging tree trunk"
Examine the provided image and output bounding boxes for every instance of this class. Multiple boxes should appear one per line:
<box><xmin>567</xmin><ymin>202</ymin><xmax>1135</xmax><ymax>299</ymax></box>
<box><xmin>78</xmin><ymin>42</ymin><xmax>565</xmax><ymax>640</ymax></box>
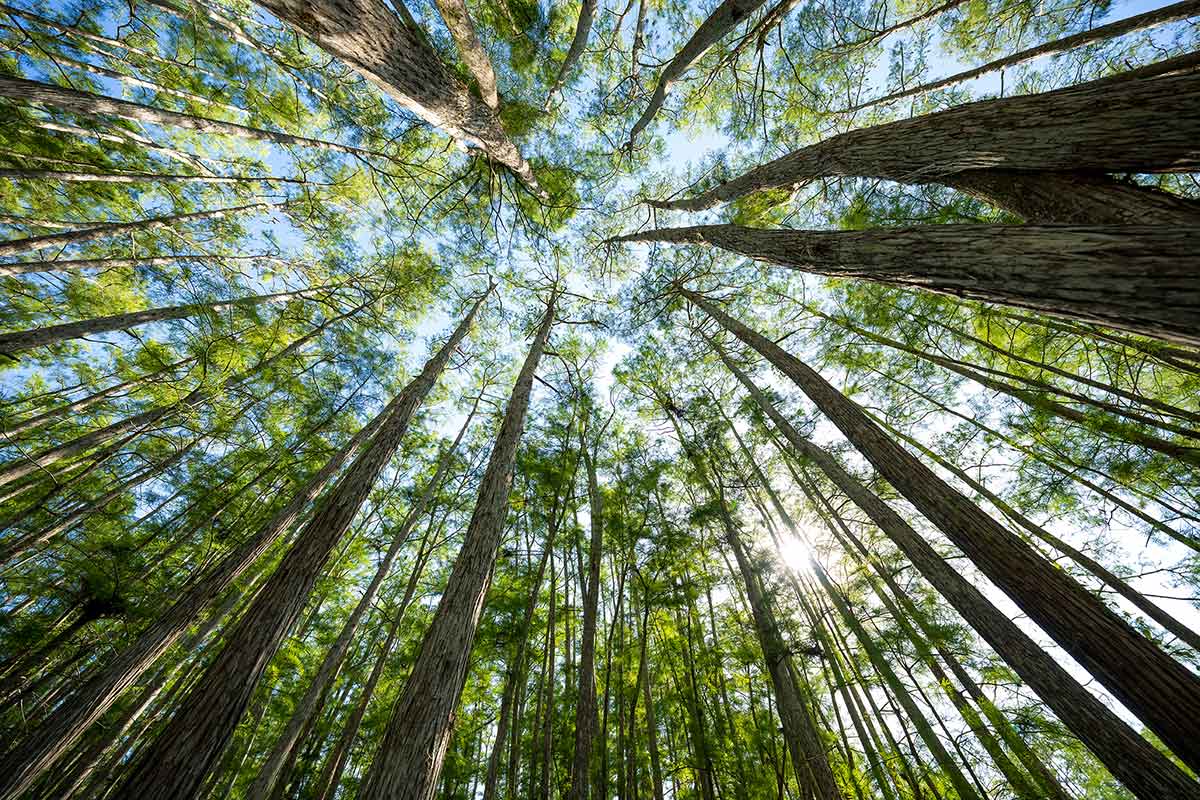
<box><xmin>433</xmin><ymin>0</ymin><xmax>501</xmax><ymax>109</ymax></box>
<box><xmin>254</xmin><ymin>0</ymin><xmax>545</xmax><ymax>195</ymax></box>
<box><xmin>546</xmin><ymin>0</ymin><xmax>599</xmax><ymax>108</ymax></box>
<box><xmin>109</xmin><ymin>289</ymin><xmax>488</xmax><ymax>800</ymax></box>
<box><xmin>703</xmin><ymin>330</ymin><xmax>1200</xmax><ymax>800</ymax></box>
<box><xmin>617</xmin><ymin>225</ymin><xmax>1200</xmax><ymax>347</ymax></box>
<box><xmin>356</xmin><ymin>291</ymin><xmax>556</xmax><ymax>800</ymax></box>
<box><xmin>648</xmin><ymin>69</ymin><xmax>1200</xmax><ymax>223</ymax></box>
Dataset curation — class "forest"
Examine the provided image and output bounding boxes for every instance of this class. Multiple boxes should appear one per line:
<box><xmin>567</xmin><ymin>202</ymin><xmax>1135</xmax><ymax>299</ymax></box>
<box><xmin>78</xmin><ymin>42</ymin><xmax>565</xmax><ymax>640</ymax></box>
<box><xmin>0</xmin><ymin>0</ymin><xmax>1198</xmax><ymax>797</ymax></box>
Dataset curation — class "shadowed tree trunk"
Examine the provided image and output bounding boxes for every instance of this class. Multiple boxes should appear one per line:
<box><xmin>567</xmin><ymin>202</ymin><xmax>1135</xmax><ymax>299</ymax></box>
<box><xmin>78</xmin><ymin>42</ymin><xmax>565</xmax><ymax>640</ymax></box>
<box><xmin>0</xmin><ymin>200</ymin><xmax>283</xmax><ymax>258</ymax></box>
<box><xmin>618</xmin><ymin>227</ymin><xmax>1200</xmax><ymax>347</ymax></box>
<box><xmin>704</xmin><ymin>333</ymin><xmax>1200</xmax><ymax>800</ymax></box>
<box><xmin>254</xmin><ymin>0</ymin><xmax>545</xmax><ymax>196</ymax></box>
<box><xmin>0</xmin><ymin>284</ymin><xmax>334</xmax><ymax>356</ymax></box>
<box><xmin>108</xmin><ymin>289</ymin><xmax>488</xmax><ymax>800</ymax></box>
<box><xmin>356</xmin><ymin>292</ymin><xmax>556</xmax><ymax>800</ymax></box>
<box><xmin>647</xmin><ymin>69</ymin><xmax>1200</xmax><ymax>223</ymax></box>
<box><xmin>626</xmin><ymin>0</ymin><xmax>769</xmax><ymax>147</ymax></box>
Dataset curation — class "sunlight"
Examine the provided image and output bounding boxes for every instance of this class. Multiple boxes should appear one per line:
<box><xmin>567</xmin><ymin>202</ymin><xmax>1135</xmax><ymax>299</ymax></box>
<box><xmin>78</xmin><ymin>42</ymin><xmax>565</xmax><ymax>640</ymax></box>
<box><xmin>775</xmin><ymin>531</ymin><xmax>815</xmax><ymax>575</ymax></box>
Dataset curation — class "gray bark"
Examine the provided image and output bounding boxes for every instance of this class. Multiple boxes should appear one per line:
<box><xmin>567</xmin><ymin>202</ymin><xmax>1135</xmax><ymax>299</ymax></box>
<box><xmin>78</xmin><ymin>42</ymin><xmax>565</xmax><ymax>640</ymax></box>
<box><xmin>621</xmin><ymin>224</ymin><xmax>1200</xmax><ymax>347</ymax></box>
<box><xmin>357</xmin><ymin>292</ymin><xmax>556</xmax><ymax>800</ymax></box>
<box><xmin>433</xmin><ymin>0</ymin><xmax>501</xmax><ymax>109</ymax></box>
<box><xmin>546</xmin><ymin>0</ymin><xmax>599</xmax><ymax>108</ymax></box>
<box><xmin>0</xmin><ymin>254</ymin><xmax>280</xmax><ymax>277</ymax></box>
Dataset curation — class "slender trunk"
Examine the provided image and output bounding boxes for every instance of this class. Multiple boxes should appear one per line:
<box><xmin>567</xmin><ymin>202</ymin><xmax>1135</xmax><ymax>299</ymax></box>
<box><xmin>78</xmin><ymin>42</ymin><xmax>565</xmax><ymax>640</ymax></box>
<box><xmin>0</xmin><ymin>76</ymin><xmax>393</xmax><ymax>161</ymax></box>
<box><xmin>626</xmin><ymin>0</ymin><xmax>769</xmax><ymax>146</ymax></box>
<box><xmin>705</xmin><ymin>332</ymin><xmax>1200</xmax><ymax>799</ymax></box>
<box><xmin>356</xmin><ymin>292</ymin><xmax>555</xmax><ymax>800</ymax></box>
<box><xmin>0</xmin><ymin>254</ymin><xmax>279</xmax><ymax>277</ymax></box>
<box><xmin>842</xmin><ymin>0</ymin><xmax>1200</xmax><ymax>113</ymax></box>
<box><xmin>0</xmin><ymin>284</ymin><xmax>330</xmax><ymax>356</ymax></box>
<box><xmin>644</xmin><ymin>227</ymin><xmax>1200</xmax><ymax>347</ymax></box>
<box><xmin>245</xmin><ymin>406</ymin><xmax>474</xmax><ymax>800</ymax></box>
<box><xmin>255</xmin><ymin>0</ymin><xmax>545</xmax><ymax>195</ymax></box>
<box><xmin>640</xmin><ymin>604</ymin><xmax>665</xmax><ymax>800</ymax></box>
<box><xmin>541</xmin><ymin>550</ymin><xmax>558</xmax><ymax>800</ymax></box>
<box><xmin>0</xmin><ymin>200</ymin><xmax>283</xmax><ymax>259</ymax></box>
<box><xmin>432</xmin><ymin>0</ymin><xmax>500</xmax><ymax>109</ymax></box>
<box><xmin>110</xmin><ymin>292</ymin><xmax>487</xmax><ymax>800</ymax></box>
<box><xmin>546</xmin><ymin>0</ymin><xmax>599</xmax><ymax>107</ymax></box>
<box><xmin>0</xmin><ymin>168</ymin><xmax>309</xmax><ymax>185</ymax></box>
<box><xmin>649</xmin><ymin>68</ymin><xmax>1200</xmax><ymax>223</ymax></box>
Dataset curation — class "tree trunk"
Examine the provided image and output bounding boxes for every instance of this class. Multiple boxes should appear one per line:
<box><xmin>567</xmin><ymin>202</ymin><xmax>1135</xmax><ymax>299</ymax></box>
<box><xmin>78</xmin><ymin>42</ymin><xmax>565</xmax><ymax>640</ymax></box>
<box><xmin>706</xmin><ymin>333</ymin><xmax>1200</xmax><ymax>800</ymax></box>
<box><xmin>841</xmin><ymin>0</ymin><xmax>1200</xmax><ymax>113</ymax></box>
<box><xmin>244</xmin><ymin>405</ymin><xmax>475</xmax><ymax>800</ymax></box>
<box><xmin>0</xmin><ymin>76</ymin><xmax>392</xmax><ymax>161</ymax></box>
<box><xmin>569</xmin><ymin>417</ymin><xmax>605</xmax><ymax>800</ymax></box>
<box><xmin>0</xmin><ymin>200</ymin><xmax>283</xmax><ymax>259</ymax></box>
<box><xmin>0</xmin><ymin>284</ymin><xmax>331</xmax><ymax>355</ymax></box>
<box><xmin>648</xmin><ymin>69</ymin><xmax>1200</xmax><ymax>223</ymax></box>
<box><xmin>432</xmin><ymin>0</ymin><xmax>500</xmax><ymax>109</ymax></box>
<box><xmin>0</xmin><ymin>254</ymin><xmax>279</xmax><ymax>277</ymax></box>
<box><xmin>109</xmin><ymin>290</ymin><xmax>487</xmax><ymax>800</ymax></box>
<box><xmin>356</xmin><ymin>292</ymin><xmax>556</xmax><ymax>800</ymax></box>
<box><xmin>626</xmin><ymin>0</ymin><xmax>768</xmax><ymax>147</ymax></box>
<box><xmin>632</xmin><ymin>227</ymin><xmax>1200</xmax><ymax>347</ymax></box>
<box><xmin>0</xmin><ymin>168</ymin><xmax>309</xmax><ymax>185</ymax></box>
<box><xmin>545</xmin><ymin>0</ymin><xmax>599</xmax><ymax>107</ymax></box>
<box><xmin>255</xmin><ymin>0</ymin><xmax>545</xmax><ymax>195</ymax></box>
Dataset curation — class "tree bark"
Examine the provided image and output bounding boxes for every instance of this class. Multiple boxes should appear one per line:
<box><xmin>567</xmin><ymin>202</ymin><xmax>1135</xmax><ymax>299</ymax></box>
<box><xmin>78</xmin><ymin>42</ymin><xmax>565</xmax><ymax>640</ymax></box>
<box><xmin>356</xmin><ymin>292</ymin><xmax>556</xmax><ymax>800</ymax></box>
<box><xmin>0</xmin><ymin>76</ymin><xmax>393</xmax><ymax>161</ymax></box>
<box><xmin>648</xmin><ymin>68</ymin><xmax>1200</xmax><ymax>223</ymax></box>
<box><xmin>841</xmin><ymin>0</ymin><xmax>1200</xmax><ymax>113</ymax></box>
<box><xmin>624</xmin><ymin>225</ymin><xmax>1200</xmax><ymax>347</ymax></box>
<box><xmin>432</xmin><ymin>0</ymin><xmax>501</xmax><ymax>109</ymax></box>
<box><xmin>254</xmin><ymin>0</ymin><xmax>545</xmax><ymax>195</ymax></box>
<box><xmin>0</xmin><ymin>168</ymin><xmax>309</xmax><ymax>185</ymax></box>
<box><xmin>626</xmin><ymin>0</ymin><xmax>768</xmax><ymax>147</ymax></box>
<box><xmin>109</xmin><ymin>290</ymin><xmax>487</xmax><ymax>800</ymax></box>
<box><xmin>0</xmin><ymin>200</ymin><xmax>284</xmax><ymax>259</ymax></box>
<box><xmin>546</xmin><ymin>0</ymin><xmax>599</xmax><ymax>107</ymax></box>
<box><xmin>0</xmin><ymin>254</ymin><xmax>280</xmax><ymax>277</ymax></box>
<box><xmin>0</xmin><ymin>284</ymin><xmax>331</xmax><ymax>356</ymax></box>
<box><xmin>705</xmin><ymin>333</ymin><xmax>1200</xmax><ymax>800</ymax></box>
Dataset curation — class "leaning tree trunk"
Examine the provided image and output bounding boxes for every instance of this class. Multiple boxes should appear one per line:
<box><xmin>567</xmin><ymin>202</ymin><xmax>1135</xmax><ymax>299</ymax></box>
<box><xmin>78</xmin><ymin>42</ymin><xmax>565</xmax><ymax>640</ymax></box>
<box><xmin>244</xmin><ymin>403</ymin><xmax>475</xmax><ymax>800</ymax></box>
<box><xmin>568</xmin><ymin>421</ymin><xmax>605</xmax><ymax>800</ymax></box>
<box><xmin>0</xmin><ymin>76</ymin><xmax>393</xmax><ymax>161</ymax></box>
<box><xmin>255</xmin><ymin>0</ymin><xmax>545</xmax><ymax>196</ymax></box>
<box><xmin>0</xmin><ymin>200</ymin><xmax>283</xmax><ymax>259</ymax></box>
<box><xmin>432</xmin><ymin>0</ymin><xmax>500</xmax><ymax>109</ymax></box>
<box><xmin>626</xmin><ymin>0</ymin><xmax>768</xmax><ymax>147</ymax></box>
<box><xmin>545</xmin><ymin>0</ymin><xmax>599</xmax><ymax>108</ymax></box>
<box><xmin>841</xmin><ymin>0</ymin><xmax>1200</xmax><ymax>113</ymax></box>
<box><xmin>0</xmin><ymin>254</ymin><xmax>279</xmax><ymax>277</ymax></box>
<box><xmin>706</xmin><ymin>335</ymin><xmax>1200</xmax><ymax>800</ymax></box>
<box><xmin>356</xmin><ymin>292</ymin><xmax>556</xmax><ymax>800</ymax></box>
<box><xmin>648</xmin><ymin>68</ymin><xmax>1200</xmax><ymax>223</ymax></box>
<box><xmin>623</xmin><ymin>226</ymin><xmax>1200</xmax><ymax>347</ymax></box>
<box><xmin>0</xmin><ymin>284</ymin><xmax>332</xmax><ymax>355</ymax></box>
<box><xmin>109</xmin><ymin>290</ymin><xmax>488</xmax><ymax>800</ymax></box>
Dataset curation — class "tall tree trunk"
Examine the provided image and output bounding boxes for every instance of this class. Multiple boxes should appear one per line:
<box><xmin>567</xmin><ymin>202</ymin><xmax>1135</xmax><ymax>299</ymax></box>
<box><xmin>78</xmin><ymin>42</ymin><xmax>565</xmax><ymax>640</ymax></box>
<box><xmin>254</xmin><ymin>0</ymin><xmax>545</xmax><ymax>195</ymax></box>
<box><xmin>356</xmin><ymin>292</ymin><xmax>556</xmax><ymax>800</ymax></box>
<box><xmin>545</xmin><ymin>0</ymin><xmax>599</xmax><ymax>107</ymax></box>
<box><xmin>0</xmin><ymin>76</ymin><xmax>393</xmax><ymax>161</ymax></box>
<box><xmin>841</xmin><ymin>0</ymin><xmax>1200</xmax><ymax>113</ymax></box>
<box><xmin>0</xmin><ymin>254</ymin><xmax>278</xmax><ymax>277</ymax></box>
<box><xmin>705</xmin><ymin>333</ymin><xmax>1200</xmax><ymax>800</ymax></box>
<box><xmin>569</xmin><ymin>415</ymin><xmax>606</xmax><ymax>800</ymax></box>
<box><xmin>432</xmin><ymin>0</ymin><xmax>501</xmax><ymax>109</ymax></box>
<box><xmin>0</xmin><ymin>168</ymin><xmax>310</xmax><ymax>185</ymax></box>
<box><xmin>648</xmin><ymin>69</ymin><xmax>1200</xmax><ymax>223</ymax></box>
<box><xmin>108</xmin><ymin>290</ymin><xmax>487</xmax><ymax>800</ymax></box>
<box><xmin>626</xmin><ymin>0</ymin><xmax>769</xmax><ymax>147</ymax></box>
<box><xmin>630</xmin><ymin>227</ymin><xmax>1200</xmax><ymax>347</ymax></box>
<box><xmin>244</xmin><ymin>404</ymin><xmax>476</xmax><ymax>800</ymax></box>
<box><xmin>0</xmin><ymin>200</ymin><xmax>283</xmax><ymax>259</ymax></box>
<box><xmin>0</xmin><ymin>284</ymin><xmax>332</xmax><ymax>356</ymax></box>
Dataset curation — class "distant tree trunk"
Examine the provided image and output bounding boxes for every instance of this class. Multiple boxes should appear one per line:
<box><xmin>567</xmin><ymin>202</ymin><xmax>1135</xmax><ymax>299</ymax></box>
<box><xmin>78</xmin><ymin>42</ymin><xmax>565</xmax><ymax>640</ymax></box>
<box><xmin>0</xmin><ymin>76</ymin><xmax>392</xmax><ymax>161</ymax></box>
<box><xmin>569</xmin><ymin>414</ymin><xmax>606</xmax><ymax>800</ymax></box>
<box><xmin>0</xmin><ymin>284</ymin><xmax>331</xmax><ymax>355</ymax></box>
<box><xmin>541</xmin><ymin>550</ymin><xmax>558</xmax><ymax>800</ymax></box>
<box><xmin>0</xmin><ymin>254</ymin><xmax>278</xmax><ymax>277</ymax></box>
<box><xmin>432</xmin><ymin>0</ymin><xmax>501</xmax><ymax>109</ymax></box>
<box><xmin>0</xmin><ymin>200</ymin><xmax>283</xmax><ymax>258</ymax></box>
<box><xmin>545</xmin><ymin>0</ymin><xmax>599</xmax><ymax>107</ymax></box>
<box><xmin>0</xmin><ymin>169</ymin><xmax>310</xmax><ymax>185</ymax></box>
<box><xmin>255</xmin><ymin>0</ymin><xmax>545</xmax><ymax>195</ymax></box>
<box><xmin>648</xmin><ymin>70</ymin><xmax>1200</xmax><ymax>223</ymax></box>
<box><xmin>626</xmin><ymin>0</ymin><xmax>769</xmax><ymax>147</ymax></box>
<box><xmin>110</xmin><ymin>291</ymin><xmax>487</xmax><ymax>800</ymax></box>
<box><xmin>638</xmin><ymin>602</ymin><xmax>665</xmax><ymax>800</ymax></box>
<box><xmin>841</xmin><ymin>0</ymin><xmax>1200</xmax><ymax>113</ymax></box>
<box><xmin>626</xmin><ymin>227</ymin><xmax>1200</xmax><ymax>347</ymax></box>
<box><xmin>244</xmin><ymin>405</ymin><xmax>475</xmax><ymax>800</ymax></box>
<box><xmin>704</xmin><ymin>332</ymin><xmax>1200</xmax><ymax>800</ymax></box>
<box><xmin>356</xmin><ymin>292</ymin><xmax>556</xmax><ymax>800</ymax></box>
